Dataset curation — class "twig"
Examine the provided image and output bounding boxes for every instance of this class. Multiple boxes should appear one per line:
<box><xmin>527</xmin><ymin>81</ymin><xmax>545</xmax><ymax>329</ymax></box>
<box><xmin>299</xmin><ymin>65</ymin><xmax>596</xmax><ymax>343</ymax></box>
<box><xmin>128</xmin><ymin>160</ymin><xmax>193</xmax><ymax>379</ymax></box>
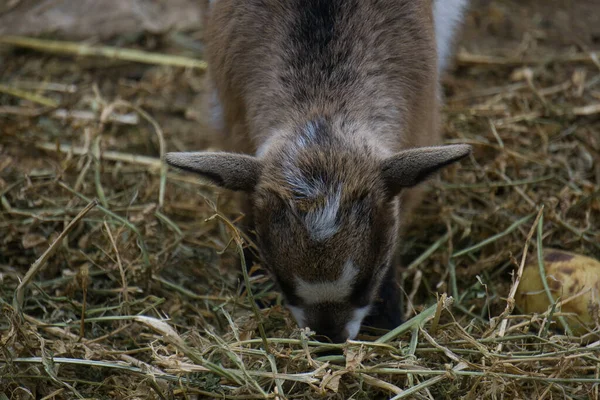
<box><xmin>361</xmin><ymin>374</ymin><xmax>403</xmax><ymax>395</ymax></box>
<box><xmin>0</xmin><ymin>107</ymin><xmax>139</xmax><ymax>124</ymax></box>
<box><xmin>36</xmin><ymin>141</ymin><xmax>218</xmax><ymax>190</ymax></box>
<box><xmin>104</xmin><ymin>221</ymin><xmax>130</xmax><ymax>315</ymax></box>
<box><xmin>456</xmin><ymin>49</ymin><xmax>600</xmax><ymax>66</ymax></box>
<box><xmin>53</xmin><ymin>109</ymin><xmax>139</xmax><ymax>124</ymax></box>
<box><xmin>0</xmin><ymin>84</ymin><xmax>58</xmax><ymax>107</ymax></box>
<box><xmin>37</xmin><ymin>141</ymin><xmax>161</xmax><ymax>168</ymax></box>
<box><xmin>420</xmin><ymin>326</ymin><xmax>460</xmax><ymax>363</ymax></box>
<box><xmin>487</xmin><ymin>206</ymin><xmax>544</xmax><ymax>347</ymax></box>
<box><xmin>77</xmin><ymin>264</ymin><xmax>89</xmax><ymax>340</ymax></box>
<box><xmin>376</xmin><ymin>298</ymin><xmax>453</xmax><ymax>344</ymax></box>
<box><xmin>389</xmin><ymin>362</ymin><xmax>469</xmax><ymax>400</ymax></box>
<box><xmin>405</xmin><ymin>229</ymin><xmax>454</xmax><ymax>271</ymax></box>
<box><xmin>488</xmin><ymin>119</ymin><xmax>504</xmax><ymax>148</ymax></box>
<box><xmin>452</xmin><ymin>213</ymin><xmax>536</xmax><ymax>258</ymax></box>
<box><xmin>572</xmin><ymin>103</ymin><xmax>600</xmax><ymax>116</ymax></box>
<box><xmin>360</xmin><ymin>366</ymin><xmax>600</xmax><ymax>384</ymax></box>
<box><xmin>6</xmin><ymin>81</ymin><xmax>77</xmax><ymax>93</ymax></box>
<box><xmin>0</xmin><ymin>35</ymin><xmax>207</xmax><ymax>69</ymax></box>
<box><xmin>92</xmin><ymin>136</ymin><xmax>108</xmax><ymax>208</ymax></box>
<box><xmin>441</xmin><ymin>175</ymin><xmax>554</xmax><ymax>190</ymax></box>
<box><xmin>110</xmin><ymin>100</ymin><xmax>167</xmax><ymax>208</ymax></box>
<box><xmin>429</xmin><ymin>293</ymin><xmax>447</xmax><ymax>335</ymax></box>
<box><xmin>207</xmin><ymin>212</ymin><xmax>271</xmax><ymax>354</ymax></box>
<box><xmin>9</xmin><ymin>356</ymin><xmax>199</xmax><ymax>385</ymax></box>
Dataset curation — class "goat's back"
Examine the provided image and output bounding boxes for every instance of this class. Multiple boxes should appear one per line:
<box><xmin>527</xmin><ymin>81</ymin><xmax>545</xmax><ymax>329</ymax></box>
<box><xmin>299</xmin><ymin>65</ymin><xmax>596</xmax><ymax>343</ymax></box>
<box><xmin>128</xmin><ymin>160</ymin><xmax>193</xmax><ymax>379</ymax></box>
<box><xmin>203</xmin><ymin>0</ymin><xmax>439</xmax><ymax>154</ymax></box>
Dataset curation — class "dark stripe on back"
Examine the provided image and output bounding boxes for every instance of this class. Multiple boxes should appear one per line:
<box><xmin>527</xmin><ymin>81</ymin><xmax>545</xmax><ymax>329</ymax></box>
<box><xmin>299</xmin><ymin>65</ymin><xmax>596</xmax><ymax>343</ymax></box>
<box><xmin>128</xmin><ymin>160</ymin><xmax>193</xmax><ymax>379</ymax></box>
<box><xmin>281</xmin><ymin>0</ymin><xmax>360</xmax><ymax>106</ymax></box>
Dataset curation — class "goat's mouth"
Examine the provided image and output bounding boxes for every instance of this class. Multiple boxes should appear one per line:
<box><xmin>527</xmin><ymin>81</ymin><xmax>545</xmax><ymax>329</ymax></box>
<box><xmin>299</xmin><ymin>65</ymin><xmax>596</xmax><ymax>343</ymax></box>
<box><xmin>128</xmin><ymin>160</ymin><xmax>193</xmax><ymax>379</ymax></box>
<box><xmin>286</xmin><ymin>303</ymin><xmax>372</xmax><ymax>343</ymax></box>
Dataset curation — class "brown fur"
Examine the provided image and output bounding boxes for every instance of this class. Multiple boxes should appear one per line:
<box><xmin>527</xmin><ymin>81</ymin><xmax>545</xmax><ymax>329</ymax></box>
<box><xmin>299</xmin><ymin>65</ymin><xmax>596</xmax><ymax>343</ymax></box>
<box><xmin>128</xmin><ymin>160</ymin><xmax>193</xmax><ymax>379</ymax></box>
<box><xmin>168</xmin><ymin>0</ymin><xmax>470</xmax><ymax>341</ymax></box>
<box><xmin>203</xmin><ymin>0</ymin><xmax>438</xmax><ymax>151</ymax></box>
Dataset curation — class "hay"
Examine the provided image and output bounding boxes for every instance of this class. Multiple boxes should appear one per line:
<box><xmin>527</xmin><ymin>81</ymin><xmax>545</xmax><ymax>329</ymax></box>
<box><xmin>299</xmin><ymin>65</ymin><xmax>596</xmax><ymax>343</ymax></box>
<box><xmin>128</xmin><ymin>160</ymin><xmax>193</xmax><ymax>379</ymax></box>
<box><xmin>1</xmin><ymin>4</ymin><xmax>599</xmax><ymax>399</ymax></box>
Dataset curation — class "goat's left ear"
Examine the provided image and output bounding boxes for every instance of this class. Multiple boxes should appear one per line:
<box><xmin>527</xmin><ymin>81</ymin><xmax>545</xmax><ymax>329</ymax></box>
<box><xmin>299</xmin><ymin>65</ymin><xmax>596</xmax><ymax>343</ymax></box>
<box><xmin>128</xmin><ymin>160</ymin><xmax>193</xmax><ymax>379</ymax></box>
<box><xmin>381</xmin><ymin>144</ymin><xmax>471</xmax><ymax>194</ymax></box>
<box><xmin>165</xmin><ymin>151</ymin><xmax>262</xmax><ymax>192</ymax></box>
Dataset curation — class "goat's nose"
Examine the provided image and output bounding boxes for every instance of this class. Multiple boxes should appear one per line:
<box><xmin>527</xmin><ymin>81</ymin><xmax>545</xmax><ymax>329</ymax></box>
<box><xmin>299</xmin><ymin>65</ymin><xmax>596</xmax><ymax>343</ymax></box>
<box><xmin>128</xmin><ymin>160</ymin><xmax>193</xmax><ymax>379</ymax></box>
<box><xmin>314</xmin><ymin>329</ymin><xmax>349</xmax><ymax>344</ymax></box>
<box><xmin>328</xmin><ymin>333</ymin><xmax>348</xmax><ymax>344</ymax></box>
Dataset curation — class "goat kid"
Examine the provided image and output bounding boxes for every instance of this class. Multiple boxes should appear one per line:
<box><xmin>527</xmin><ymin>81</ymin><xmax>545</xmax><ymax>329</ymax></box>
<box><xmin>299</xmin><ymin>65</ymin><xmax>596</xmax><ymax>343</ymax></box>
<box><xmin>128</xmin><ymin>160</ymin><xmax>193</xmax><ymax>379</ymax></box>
<box><xmin>167</xmin><ymin>0</ymin><xmax>470</xmax><ymax>343</ymax></box>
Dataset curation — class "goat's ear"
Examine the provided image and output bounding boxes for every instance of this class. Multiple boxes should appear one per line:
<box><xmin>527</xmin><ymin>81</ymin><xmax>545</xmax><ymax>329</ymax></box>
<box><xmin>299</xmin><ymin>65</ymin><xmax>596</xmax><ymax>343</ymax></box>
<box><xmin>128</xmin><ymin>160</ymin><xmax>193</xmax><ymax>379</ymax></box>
<box><xmin>381</xmin><ymin>144</ymin><xmax>471</xmax><ymax>195</ymax></box>
<box><xmin>166</xmin><ymin>152</ymin><xmax>262</xmax><ymax>192</ymax></box>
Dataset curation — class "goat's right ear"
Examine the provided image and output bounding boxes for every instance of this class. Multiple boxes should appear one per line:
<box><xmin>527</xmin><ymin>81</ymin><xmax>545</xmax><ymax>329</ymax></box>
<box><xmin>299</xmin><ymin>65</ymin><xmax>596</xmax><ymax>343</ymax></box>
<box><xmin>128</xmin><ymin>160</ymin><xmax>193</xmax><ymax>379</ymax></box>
<box><xmin>165</xmin><ymin>152</ymin><xmax>262</xmax><ymax>192</ymax></box>
<box><xmin>381</xmin><ymin>144</ymin><xmax>471</xmax><ymax>195</ymax></box>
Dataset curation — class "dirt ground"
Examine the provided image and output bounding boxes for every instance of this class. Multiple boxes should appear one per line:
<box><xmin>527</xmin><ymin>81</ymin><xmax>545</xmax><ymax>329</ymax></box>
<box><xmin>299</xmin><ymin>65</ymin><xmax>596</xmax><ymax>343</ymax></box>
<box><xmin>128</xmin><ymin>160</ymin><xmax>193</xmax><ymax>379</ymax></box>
<box><xmin>1</xmin><ymin>0</ymin><xmax>599</xmax><ymax>399</ymax></box>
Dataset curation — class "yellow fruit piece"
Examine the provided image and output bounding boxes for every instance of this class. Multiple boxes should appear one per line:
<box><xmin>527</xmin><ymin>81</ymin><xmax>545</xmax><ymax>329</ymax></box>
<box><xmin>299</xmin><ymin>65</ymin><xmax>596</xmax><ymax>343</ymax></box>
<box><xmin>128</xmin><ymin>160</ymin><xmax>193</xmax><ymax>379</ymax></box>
<box><xmin>515</xmin><ymin>248</ymin><xmax>600</xmax><ymax>335</ymax></box>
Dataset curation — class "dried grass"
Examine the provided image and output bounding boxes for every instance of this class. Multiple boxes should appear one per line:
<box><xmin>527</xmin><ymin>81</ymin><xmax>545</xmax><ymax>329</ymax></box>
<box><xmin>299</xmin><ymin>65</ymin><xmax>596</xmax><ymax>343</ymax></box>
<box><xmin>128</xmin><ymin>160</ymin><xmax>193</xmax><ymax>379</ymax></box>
<box><xmin>1</xmin><ymin>7</ymin><xmax>600</xmax><ymax>399</ymax></box>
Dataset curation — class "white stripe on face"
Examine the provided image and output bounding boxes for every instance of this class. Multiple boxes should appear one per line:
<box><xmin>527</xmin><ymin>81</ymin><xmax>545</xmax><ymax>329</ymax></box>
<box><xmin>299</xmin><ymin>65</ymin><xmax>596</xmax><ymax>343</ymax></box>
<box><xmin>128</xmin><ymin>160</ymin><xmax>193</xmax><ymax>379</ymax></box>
<box><xmin>345</xmin><ymin>306</ymin><xmax>371</xmax><ymax>340</ymax></box>
<box><xmin>304</xmin><ymin>186</ymin><xmax>342</xmax><ymax>241</ymax></box>
<box><xmin>295</xmin><ymin>260</ymin><xmax>358</xmax><ymax>305</ymax></box>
